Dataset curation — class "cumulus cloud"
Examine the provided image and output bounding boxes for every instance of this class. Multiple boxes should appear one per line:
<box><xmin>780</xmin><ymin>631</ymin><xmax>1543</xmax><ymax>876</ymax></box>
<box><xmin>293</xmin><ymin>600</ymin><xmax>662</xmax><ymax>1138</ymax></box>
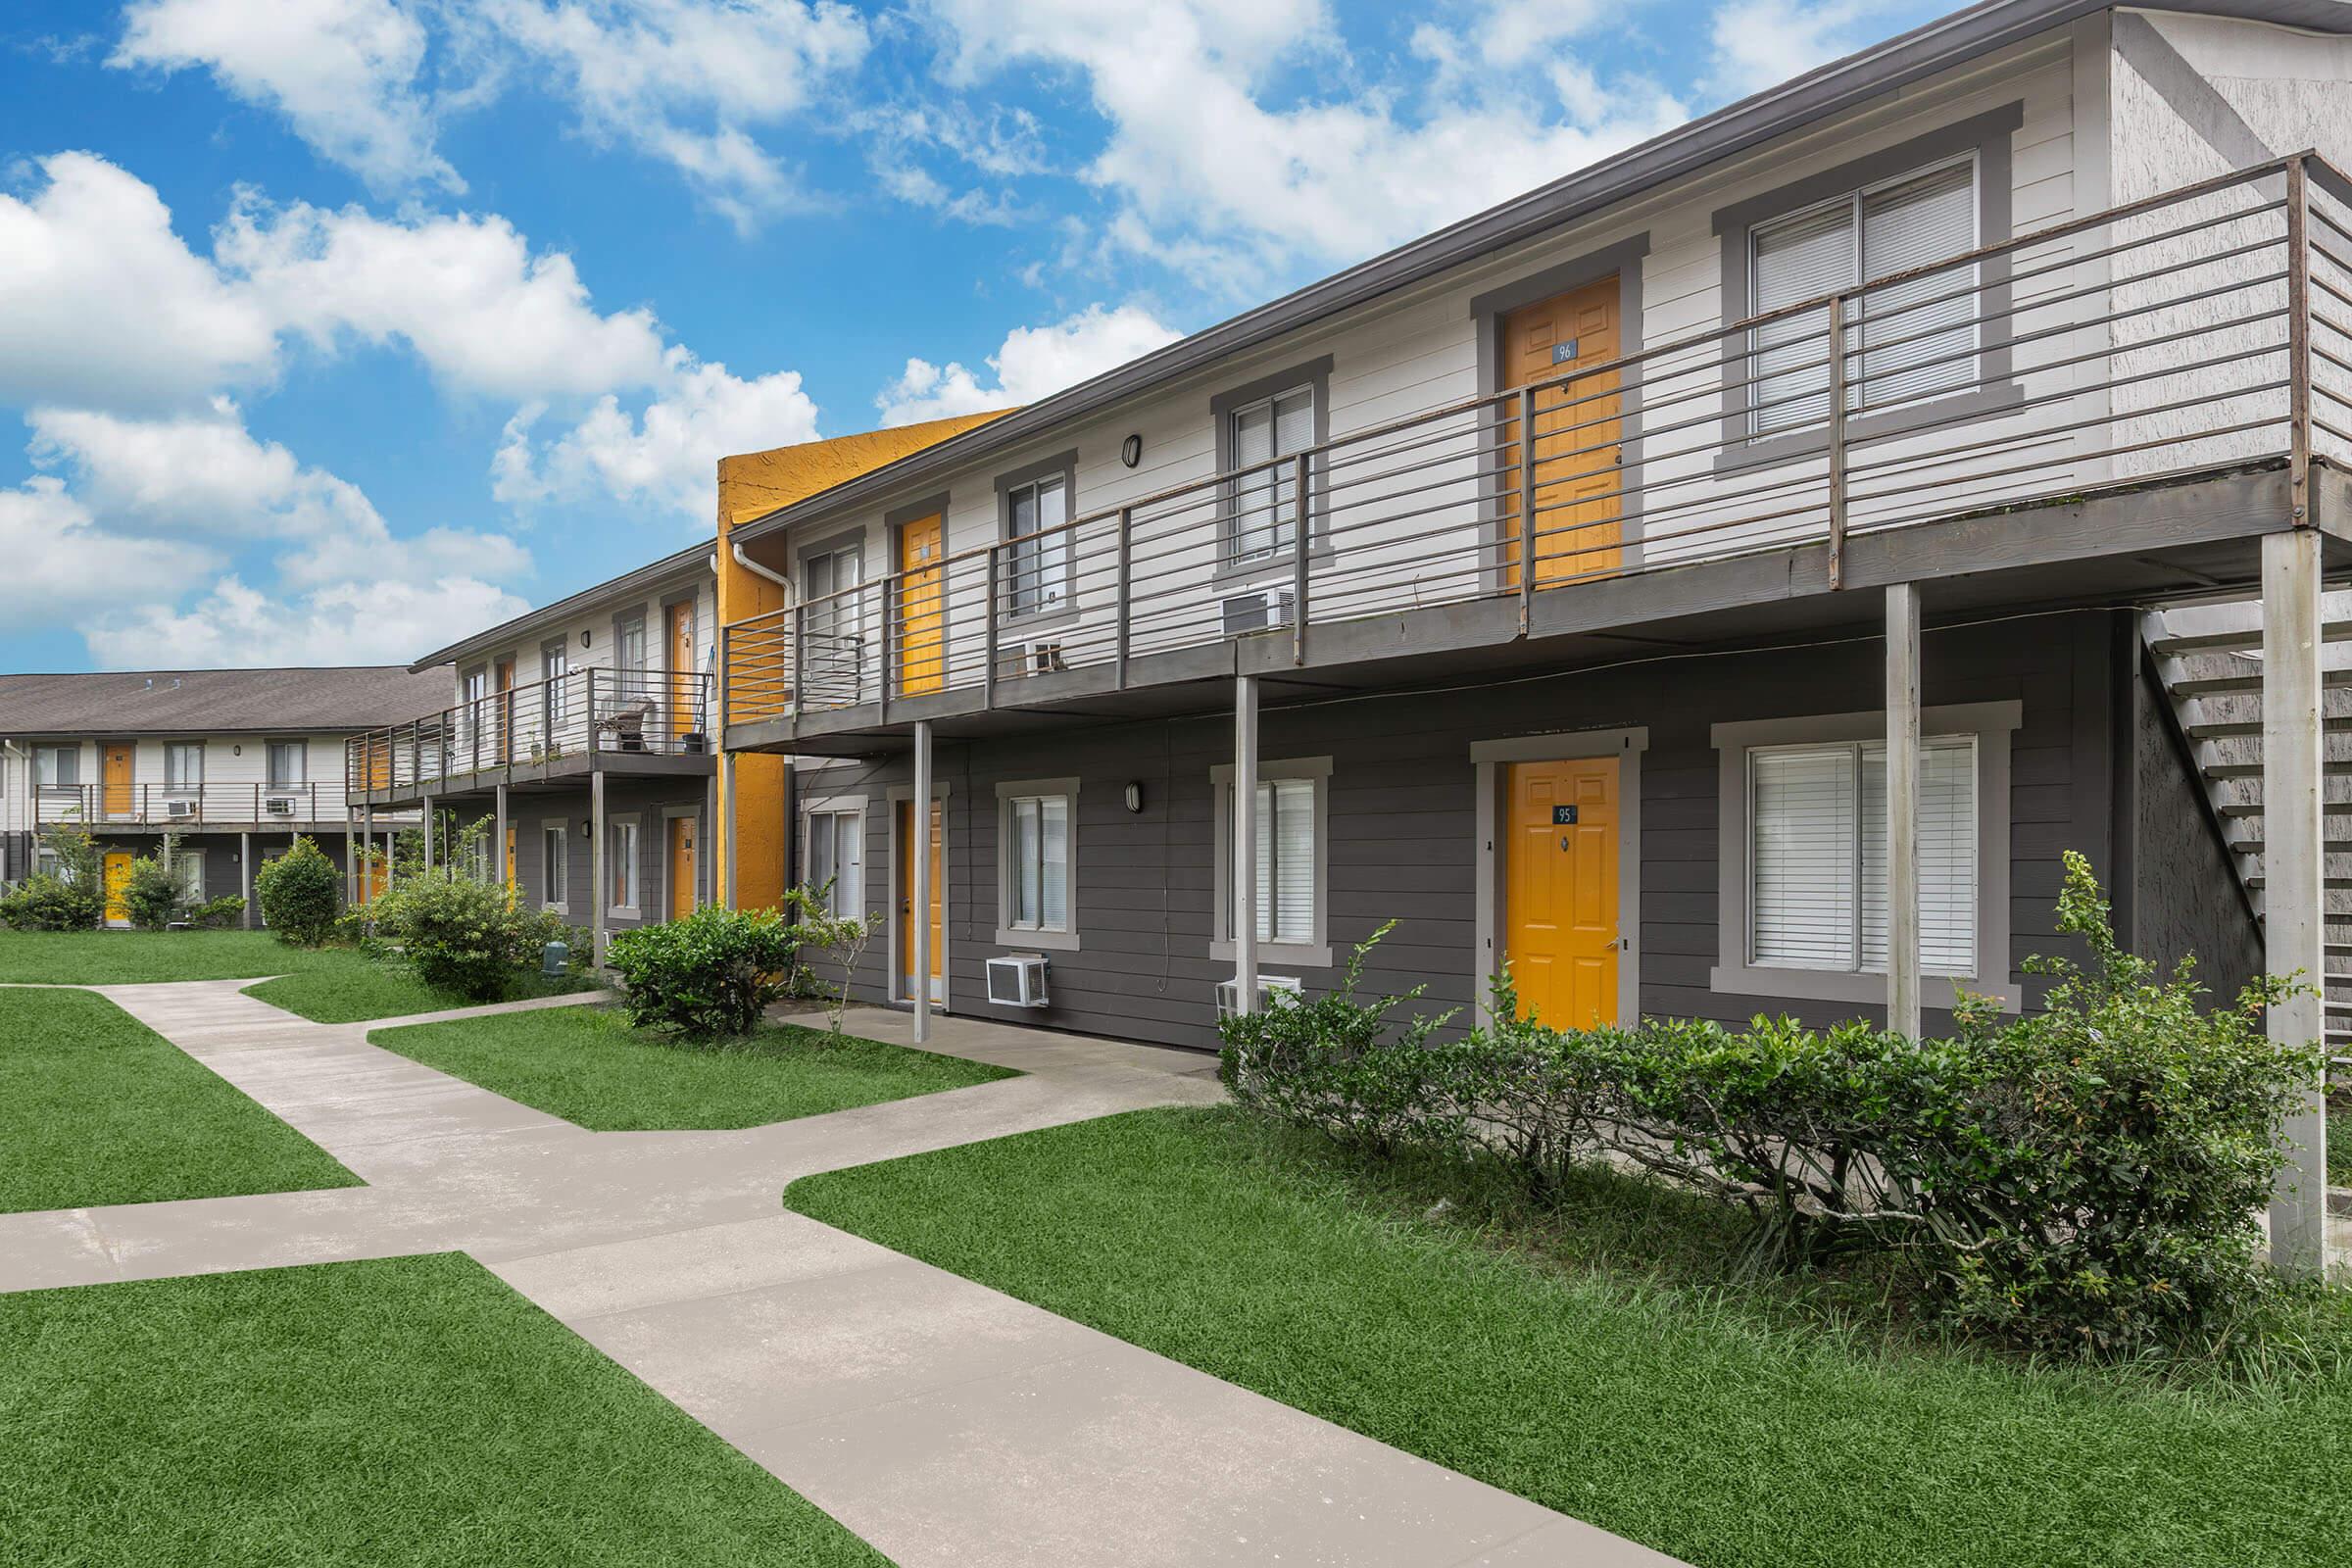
<box><xmin>477</xmin><ymin>0</ymin><xmax>871</xmax><ymax>228</ymax></box>
<box><xmin>875</xmin><ymin>303</ymin><xmax>1181</xmax><ymax>426</ymax></box>
<box><xmin>85</xmin><ymin>574</ymin><xmax>534</xmax><ymax>668</ymax></box>
<box><xmin>0</xmin><ymin>475</ymin><xmax>219</xmax><ymax>628</ymax></box>
<box><xmin>112</xmin><ymin>0</ymin><xmax>461</xmax><ymax>194</ymax></box>
<box><xmin>1704</xmin><ymin>0</ymin><xmax>1882</xmax><ymax>101</ymax></box>
<box><xmin>495</xmin><ymin>353</ymin><xmax>822</xmax><ymax>519</ymax></box>
<box><xmin>0</xmin><ymin>152</ymin><xmax>278</xmax><ymax>413</ymax></box>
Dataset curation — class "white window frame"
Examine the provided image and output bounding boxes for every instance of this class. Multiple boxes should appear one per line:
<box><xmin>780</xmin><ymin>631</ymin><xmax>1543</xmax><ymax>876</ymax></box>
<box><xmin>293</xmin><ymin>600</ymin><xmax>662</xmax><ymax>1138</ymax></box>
<box><xmin>542</xmin><ymin>824</ymin><xmax>568</xmax><ymax>909</ymax></box>
<box><xmin>1709</xmin><ymin>703</ymin><xmax>2021</xmax><ymax>1012</ymax></box>
<box><xmin>610</xmin><ymin>812</ymin><xmax>642</xmax><ymax>915</ymax></box>
<box><xmin>1224</xmin><ymin>383</ymin><xmax>1316</xmax><ymax>565</ymax></box>
<box><xmin>1209</xmin><ymin>755</ymin><xmax>1332</xmax><ymax>968</ymax></box>
<box><xmin>164</xmin><ymin>741</ymin><xmax>204</xmax><ymax>792</ymax></box>
<box><xmin>1002</xmin><ymin>470</ymin><xmax>1075</xmax><ymax>621</ymax></box>
<box><xmin>1745</xmin><ymin>151</ymin><xmax>1981</xmax><ymax>439</ymax></box>
<box><xmin>266</xmin><ymin>739</ymin><xmax>307</xmax><ymax>789</ymax></box>
<box><xmin>994</xmin><ymin>777</ymin><xmax>1079</xmax><ymax>951</ymax></box>
<box><xmin>802</xmin><ymin>797</ymin><xmax>867</xmax><ymax>922</ymax></box>
<box><xmin>33</xmin><ymin>745</ymin><xmax>77</xmax><ymax>790</ymax></box>
<box><xmin>171</xmin><ymin>849</ymin><xmax>206</xmax><ymax>904</ymax></box>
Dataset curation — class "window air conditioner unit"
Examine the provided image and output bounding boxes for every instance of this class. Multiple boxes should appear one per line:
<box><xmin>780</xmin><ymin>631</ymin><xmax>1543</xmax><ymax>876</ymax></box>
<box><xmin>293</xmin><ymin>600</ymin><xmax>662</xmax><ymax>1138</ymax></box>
<box><xmin>1220</xmin><ymin>588</ymin><xmax>1296</xmax><ymax>639</ymax></box>
<box><xmin>1020</xmin><ymin>640</ymin><xmax>1068</xmax><ymax>676</ymax></box>
<box><xmin>265</xmin><ymin>795</ymin><xmax>298</xmax><ymax>817</ymax></box>
<box><xmin>1215</xmin><ymin>973</ymin><xmax>1304</xmax><ymax>1018</ymax></box>
<box><xmin>166</xmin><ymin>798</ymin><xmax>198</xmax><ymax>820</ymax></box>
<box><xmin>986</xmin><ymin>953</ymin><xmax>1051</xmax><ymax>1008</ymax></box>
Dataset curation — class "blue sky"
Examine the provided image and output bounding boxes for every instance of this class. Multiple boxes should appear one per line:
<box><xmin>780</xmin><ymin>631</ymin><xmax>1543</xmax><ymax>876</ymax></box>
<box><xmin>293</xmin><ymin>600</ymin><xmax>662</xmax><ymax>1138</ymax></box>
<box><xmin>0</xmin><ymin>0</ymin><xmax>1936</xmax><ymax>673</ymax></box>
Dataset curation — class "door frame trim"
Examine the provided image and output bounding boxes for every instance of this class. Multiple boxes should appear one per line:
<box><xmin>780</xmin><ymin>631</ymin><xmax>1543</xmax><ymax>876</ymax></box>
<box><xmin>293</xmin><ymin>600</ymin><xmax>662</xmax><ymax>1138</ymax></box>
<box><xmin>1472</xmin><ymin>725</ymin><xmax>1647</xmax><ymax>1028</ymax></box>
<box><xmin>885</xmin><ymin>779</ymin><xmax>953</xmax><ymax>1010</ymax></box>
<box><xmin>660</xmin><ymin>803</ymin><xmax>703</xmax><ymax>922</ymax></box>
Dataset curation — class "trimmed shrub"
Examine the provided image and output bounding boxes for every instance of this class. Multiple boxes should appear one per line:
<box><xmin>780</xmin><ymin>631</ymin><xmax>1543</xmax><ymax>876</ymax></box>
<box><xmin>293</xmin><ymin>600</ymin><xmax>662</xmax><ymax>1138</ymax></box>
<box><xmin>605</xmin><ymin>904</ymin><xmax>812</xmax><ymax>1041</ymax></box>
<box><xmin>0</xmin><ymin>825</ymin><xmax>104</xmax><ymax>931</ymax></box>
<box><xmin>1220</xmin><ymin>855</ymin><xmax>2324</xmax><ymax>1357</ymax></box>
<box><xmin>119</xmin><ymin>854</ymin><xmax>188</xmax><ymax>931</ymax></box>
<box><xmin>256</xmin><ymin>837</ymin><xmax>342</xmax><ymax>946</ymax></box>
<box><xmin>190</xmin><ymin>894</ymin><xmax>246</xmax><ymax>929</ymax></box>
<box><xmin>370</xmin><ymin>872</ymin><xmax>574</xmax><ymax>1002</ymax></box>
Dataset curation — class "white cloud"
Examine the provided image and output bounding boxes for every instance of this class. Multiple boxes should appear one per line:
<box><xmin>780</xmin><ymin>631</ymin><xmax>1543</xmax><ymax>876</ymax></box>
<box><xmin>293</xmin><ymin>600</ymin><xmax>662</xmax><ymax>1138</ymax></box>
<box><xmin>217</xmin><ymin>194</ymin><xmax>672</xmax><ymax>403</ymax></box>
<box><xmin>0</xmin><ymin>152</ymin><xmax>278</xmax><ymax>413</ymax></box>
<box><xmin>84</xmin><ymin>573</ymin><xmax>533</xmax><ymax>668</ymax></box>
<box><xmin>1704</xmin><ymin>0</ymin><xmax>1879</xmax><ymax>101</ymax></box>
<box><xmin>495</xmin><ymin>352</ymin><xmax>822</xmax><ymax>520</ymax></box>
<box><xmin>478</xmin><ymin>0</ymin><xmax>870</xmax><ymax>228</ymax></box>
<box><xmin>0</xmin><ymin>475</ymin><xmax>219</xmax><ymax>628</ymax></box>
<box><xmin>876</xmin><ymin>302</ymin><xmax>1181</xmax><ymax>426</ymax></box>
<box><xmin>112</xmin><ymin>0</ymin><xmax>461</xmax><ymax>194</ymax></box>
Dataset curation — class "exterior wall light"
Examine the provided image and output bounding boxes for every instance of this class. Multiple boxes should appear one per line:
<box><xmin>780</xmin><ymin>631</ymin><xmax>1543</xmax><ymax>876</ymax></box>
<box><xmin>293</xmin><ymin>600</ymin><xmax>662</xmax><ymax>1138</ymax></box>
<box><xmin>1120</xmin><ymin>433</ymin><xmax>1143</xmax><ymax>468</ymax></box>
<box><xmin>581</xmin><ymin>629</ymin><xmax>592</xmax><ymax>648</ymax></box>
<box><xmin>1124</xmin><ymin>780</ymin><xmax>1144</xmax><ymax>813</ymax></box>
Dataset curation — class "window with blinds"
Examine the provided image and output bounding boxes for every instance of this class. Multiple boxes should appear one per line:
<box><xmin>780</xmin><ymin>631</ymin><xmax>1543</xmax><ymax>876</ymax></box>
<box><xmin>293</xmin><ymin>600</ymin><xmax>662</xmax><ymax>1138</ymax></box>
<box><xmin>807</xmin><ymin>808</ymin><xmax>862</xmax><ymax>918</ymax></box>
<box><xmin>1227</xmin><ymin>776</ymin><xmax>1317</xmax><ymax>945</ymax></box>
<box><xmin>165</xmin><ymin>742</ymin><xmax>204</xmax><ymax>790</ymax></box>
<box><xmin>542</xmin><ymin>825</ymin><xmax>567</xmax><ymax>906</ymax></box>
<box><xmin>1747</xmin><ymin>736</ymin><xmax>1977</xmax><ymax>975</ymax></box>
<box><xmin>612</xmin><ymin>817</ymin><xmax>641</xmax><ymax>909</ymax></box>
<box><xmin>1004</xmin><ymin>474</ymin><xmax>1071</xmax><ymax>617</ymax></box>
<box><xmin>1004</xmin><ymin>794</ymin><xmax>1071</xmax><ymax>931</ymax></box>
<box><xmin>1229</xmin><ymin>386</ymin><xmax>1314</xmax><ymax>563</ymax></box>
<box><xmin>33</xmin><ymin>745</ymin><xmax>76</xmax><ymax>788</ymax></box>
<box><xmin>1748</xmin><ymin>155</ymin><xmax>1979</xmax><ymax>436</ymax></box>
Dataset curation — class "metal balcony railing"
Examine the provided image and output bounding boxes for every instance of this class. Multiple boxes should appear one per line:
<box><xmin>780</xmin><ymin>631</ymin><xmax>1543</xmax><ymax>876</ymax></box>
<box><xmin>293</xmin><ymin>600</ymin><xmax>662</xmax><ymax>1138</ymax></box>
<box><xmin>33</xmin><ymin>781</ymin><xmax>386</xmax><ymax>827</ymax></box>
<box><xmin>344</xmin><ymin>666</ymin><xmax>714</xmax><ymax>797</ymax></box>
<box><xmin>722</xmin><ymin>153</ymin><xmax>2352</xmax><ymax>732</ymax></box>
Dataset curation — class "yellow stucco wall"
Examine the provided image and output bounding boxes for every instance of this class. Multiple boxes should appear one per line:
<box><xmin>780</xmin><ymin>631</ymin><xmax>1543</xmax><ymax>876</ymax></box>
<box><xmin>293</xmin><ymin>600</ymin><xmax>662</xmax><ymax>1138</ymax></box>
<box><xmin>712</xmin><ymin>410</ymin><xmax>1009</xmax><ymax>910</ymax></box>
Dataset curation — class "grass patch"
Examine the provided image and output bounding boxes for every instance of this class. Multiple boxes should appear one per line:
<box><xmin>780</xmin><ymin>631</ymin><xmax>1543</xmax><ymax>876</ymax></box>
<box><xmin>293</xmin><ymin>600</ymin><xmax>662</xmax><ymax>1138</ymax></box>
<box><xmin>370</xmin><ymin>1004</ymin><xmax>1015</xmax><ymax>1131</ymax></box>
<box><xmin>787</xmin><ymin>1104</ymin><xmax>2352</xmax><ymax>1568</ymax></box>
<box><xmin>0</xmin><ymin>989</ymin><xmax>356</xmax><ymax>1213</ymax></box>
<box><xmin>243</xmin><ymin>961</ymin><xmax>584</xmax><ymax>1025</ymax></box>
<box><xmin>0</xmin><ymin>1252</ymin><xmax>884</xmax><ymax>1566</ymax></box>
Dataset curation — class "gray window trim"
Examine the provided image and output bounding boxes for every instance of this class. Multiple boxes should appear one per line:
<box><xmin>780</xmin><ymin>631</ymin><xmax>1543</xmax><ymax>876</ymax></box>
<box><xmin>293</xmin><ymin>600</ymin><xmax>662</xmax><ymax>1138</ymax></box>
<box><xmin>33</xmin><ymin>743</ymin><xmax>79</xmax><ymax>789</ymax></box>
<box><xmin>801</xmin><ymin>792</ymin><xmax>870</xmax><ymax>923</ymax></box>
<box><xmin>1469</xmin><ymin>233</ymin><xmax>1651</xmax><ymax>588</ymax></box>
<box><xmin>540</xmin><ymin>821</ymin><xmax>569</xmax><ymax>911</ymax></box>
<box><xmin>885</xmin><ymin>778</ymin><xmax>952</xmax><ymax>1009</ymax></box>
<box><xmin>608</xmin><ymin>810</ymin><xmax>644</xmax><ymax>917</ymax></box>
<box><xmin>994</xmin><ymin>450</ymin><xmax>1082</xmax><ymax>630</ymax></box>
<box><xmin>1208</xmin><ymin>754</ymin><xmax>1333</xmax><ymax>969</ymax></box>
<box><xmin>797</xmin><ymin>524</ymin><xmax>870</xmax><ymax>583</ymax></box>
<box><xmin>1708</xmin><ymin>701</ymin><xmax>2021</xmax><ymax>1012</ymax></box>
<box><xmin>264</xmin><ymin>738</ymin><xmax>307</xmax><ymax>789</ymax></box>
<box><xmin>993</xmin><ymin>775</ymin><xmax>1081</xmax><ymax>951</ymax></box>
<box><xmin>1209</xmin><ymin>356</ymin><xmax>1333</xmax><ymax>588</ymax></box>
<box><xmin>163</xmin><ymin>739</ymin><xmax>205</xmax><ymax>791</ymax></box>
<box><xmin>1710</xmin><ymin>101</ymin><xmax>2024</xmax><ymax>471</ymax></box>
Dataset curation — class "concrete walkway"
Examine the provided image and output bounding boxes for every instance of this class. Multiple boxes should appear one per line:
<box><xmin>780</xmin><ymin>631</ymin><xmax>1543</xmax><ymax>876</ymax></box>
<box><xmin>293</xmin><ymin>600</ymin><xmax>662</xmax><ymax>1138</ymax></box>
<box><xmin>1</xmin><ymin>981</ymin><xmax>1677</xmax><ymax>1568</ymax></box>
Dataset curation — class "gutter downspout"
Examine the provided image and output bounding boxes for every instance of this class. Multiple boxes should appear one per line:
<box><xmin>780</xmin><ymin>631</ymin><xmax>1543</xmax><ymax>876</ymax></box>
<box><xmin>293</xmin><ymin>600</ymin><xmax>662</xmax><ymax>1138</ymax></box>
<box><xmin>1</xmin><ymin>739</ymin><xmax>23</xmax><ymax>883</ymax></box>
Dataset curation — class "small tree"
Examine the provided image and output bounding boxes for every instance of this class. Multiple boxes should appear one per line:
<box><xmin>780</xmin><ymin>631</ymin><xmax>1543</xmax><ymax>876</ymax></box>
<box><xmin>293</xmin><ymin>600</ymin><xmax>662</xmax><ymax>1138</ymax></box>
<box><xmin>0</xmin><ymin>823</ymin><xmax>105</xmax><ymax>930</ymax></box>
<box><xmin>120</xmin><ymin>839</ymin><xmax>189</xmax><ymax>931</ymax></box>
<box><xmin>255</xmin><ymin>835</ymin><xmax>342</xmax><ymax>946</ymax></box>
<box><xmin>791</xmin><ymin>886</ymin><xmax>876</xmax><ymax>1034</ymax></box>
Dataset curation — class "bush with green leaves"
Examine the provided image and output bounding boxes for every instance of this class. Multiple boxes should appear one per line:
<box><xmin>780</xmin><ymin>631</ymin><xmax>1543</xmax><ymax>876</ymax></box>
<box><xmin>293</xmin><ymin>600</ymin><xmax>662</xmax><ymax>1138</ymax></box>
<box><xmin>255</xmin><ymin>836</ymin><xmax>341</xmax><ymax>946</ymax></box>
<box><xmin>190</xmin><ymin>894</ymin><xmax>246</xmax><ymax>928</ymax></box>
<box><xmin>1220</xmin><ymin>855</ymin><xmax>2324</xmax><ymax>1358</ymax></box>
<box><xmin>369</xmin><ymin>871</ymin><xmax>575</xmax><ymax>1002</ymax></box>
<box><xmin>605</xmin><ymin>903</ymin><xmax>815</xmax><ymax>1040</ymax></box>
<box><xmin>0</xmin><ymin>824</ymin><xmax>104</xmax><ymax>931</ymax></box>
<box><xmin>118</xmin><ymin>852</ymin><xmax>188</xmax><ymax>931</ymax></box>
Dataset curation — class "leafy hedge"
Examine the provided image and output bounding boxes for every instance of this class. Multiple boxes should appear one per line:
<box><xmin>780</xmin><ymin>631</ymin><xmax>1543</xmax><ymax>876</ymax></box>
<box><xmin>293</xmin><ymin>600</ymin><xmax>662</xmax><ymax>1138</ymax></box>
<box><xmin>255</xmin><ymin>837</ymin><xmax>340</xmax><ymax>946</ymax></box>
<box><xmin>1220</xmin><ymin>855</ymin><xmax>2322</xmax><ymax>1357</ymax></box>
<box><xmin>606</xmin><ymin>903</ymin><xmax>812</xmax><ymax>1040</ymax></box>
<box><xmin>368</xmin><ymin>872</ymin><xmax>578</xmax><ymax>1003</ymax></box>
<box><xmin>0</xmin><ymin>825</ymin><xmax>104</xmax><ymax>931</ymax></box>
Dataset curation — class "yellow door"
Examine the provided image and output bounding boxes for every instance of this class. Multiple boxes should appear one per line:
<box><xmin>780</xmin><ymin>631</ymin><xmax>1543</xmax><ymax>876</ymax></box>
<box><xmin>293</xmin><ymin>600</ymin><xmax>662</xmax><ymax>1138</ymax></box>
<box><xmin>666</xmin><ymin>602</ymin><xmax>698</xmax><ymax>739</ymax></box>
<box><xmin>667</xmin><ymin>816</ymin><xmax>697</xmax><ymax>920</ymax></box>
<box><xmin>895</xmin><ymin>798</ymin><xmax>944</xmax><ymax>1002</ymax></box>
<box><xmin>504</xmin><ymin>823</ymin><xmax>518</xmax><ymax>896</ymax></box>
<box><xmin>1504</xmin><ymin>758</ymin><xmax>1619</xmax><ymax>1029</ymax></box>
<box><xmin>1501</xmin><ymin>277</ymin><xmax>1623</xmax><ymax>588</ymax></box>
<box><xmin>103</xmin><ymin>852</ymin><xmax>133</xmax><ymax>926</ymax></box>
<box><xmin>102</xmin><ymin>745</ymin><xmax>133</xmax><ymax>818</ymax></box>
<box><xmin>897</xmin><ymin>514</ymin><xmax>945</xmax><ymax>697</ymax></box>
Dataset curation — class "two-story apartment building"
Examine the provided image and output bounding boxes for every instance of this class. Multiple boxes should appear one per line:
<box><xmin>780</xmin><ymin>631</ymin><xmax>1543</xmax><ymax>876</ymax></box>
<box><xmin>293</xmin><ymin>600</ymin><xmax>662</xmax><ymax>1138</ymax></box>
<box><xmin>0</xmin><ymin>665</ymin><xmax>452</xmax><ymax>924</ymax></box>
<box><xmin>714</xmin><ymin>0</ymin><xmax>2352</xmax><ymax>1260</ymax></box>
<box><xmin>343</xmin><ymin>416</ymin><xmax>1006</xmax><ymax>955</ymax></box>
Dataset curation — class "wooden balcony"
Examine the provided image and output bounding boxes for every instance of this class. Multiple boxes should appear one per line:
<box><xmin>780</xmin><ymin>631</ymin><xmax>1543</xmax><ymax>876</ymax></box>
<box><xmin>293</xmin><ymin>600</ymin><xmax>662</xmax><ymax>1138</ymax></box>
<box><xmin>345</xmin><ymin>666</ymin><xmax>715</xmax><ymax>808</ymax></box>
<box><xmin>722</xmin><ymin>154</ymin><xmax>2352</xmax><ymax>756</ymax></box>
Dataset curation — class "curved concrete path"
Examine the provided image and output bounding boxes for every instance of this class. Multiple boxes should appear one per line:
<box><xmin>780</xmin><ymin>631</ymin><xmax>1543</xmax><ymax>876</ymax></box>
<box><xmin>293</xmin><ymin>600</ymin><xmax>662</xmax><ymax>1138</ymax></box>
<box><xmin>1</xmin><ymin>980</ymin><xmax>1678</xmax><ymax>1568</ymax></box>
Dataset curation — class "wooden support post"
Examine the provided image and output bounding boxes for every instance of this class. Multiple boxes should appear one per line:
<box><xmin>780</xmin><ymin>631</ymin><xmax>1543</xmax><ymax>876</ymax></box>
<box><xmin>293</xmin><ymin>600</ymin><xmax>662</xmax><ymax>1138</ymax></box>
<box><xmin>912</xmin><ymin>719</ymin><xmax>933</xmax><ymax>1045</ymax></box>
<box><xmin>1886</xmin><ymin>582</ymin><xmax>1922</xmax><ymax>1041</ymax></box>
<box><xmin>493</xmin><ymin>784</ymin><xmax>508</xmax><ymax>890</ymax></box>
<box><xmin>1234</xmin><ymin>673</ymin><xmax>1259</xmax><ymax>1016</ymax></box>
<box><xmin>591</xmin><ymin>767</ymin><xmax>608</xmax><ymax>973</ymax></box>
<box><xmin>1828</xmin><ymin>292</ymin><xmax>1850</xmax><ymax>591</ymax></box>
<box><xmin>2263</xmin><ymin>527</ymin><xmax>2329</xmax><ymax>1275</ymax></box>
<box><xmin>239</xmin><ymin>831</ymin><xmax>253</xmax><ymax>929</ymax></box>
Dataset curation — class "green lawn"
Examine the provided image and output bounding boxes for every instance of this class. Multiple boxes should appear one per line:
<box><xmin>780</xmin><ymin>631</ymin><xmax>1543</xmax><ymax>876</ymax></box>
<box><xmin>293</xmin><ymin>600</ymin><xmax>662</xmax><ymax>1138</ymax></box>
<box><xmin>0</xmin><ymin>988</ymin><xmax>356</xmax><ymax>1213</ymax></box>
<box><xmin>369</xmin><ymin>1004</ymin><xmax>1015</xmax><ymax>1131</ymax></box>
<box><xmin>787</xmin><ymin>1105</ymin><xmax>2352</xmax><ymax>1568</ymax></box>
<box><xmin>0</xmin><ymin>1252</ymin><xmax>884</xmax><ymax>1567</ymax></box>
<box><xmin>0</xmin><ymin>930</ymin><xmax>581</xmax><ymax>1023</ymax></box>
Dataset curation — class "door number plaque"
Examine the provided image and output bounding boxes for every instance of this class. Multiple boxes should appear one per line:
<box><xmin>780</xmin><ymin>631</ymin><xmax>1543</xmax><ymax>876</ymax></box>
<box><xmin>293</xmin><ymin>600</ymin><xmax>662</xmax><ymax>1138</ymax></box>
<box><xmin>1551</xmin><ymin>805</ymin><xmax>1579</xmax><ymax>825</ymax></box>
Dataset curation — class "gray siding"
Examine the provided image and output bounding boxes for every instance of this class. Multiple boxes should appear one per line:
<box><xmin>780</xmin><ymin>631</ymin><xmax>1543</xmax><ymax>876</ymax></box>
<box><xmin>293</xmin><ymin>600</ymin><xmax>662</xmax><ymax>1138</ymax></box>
<box><xmin>801</xmin><ymin>611</ymin><xmax>2144</xmax><ymax>1053</ymax></box>
<box><xmin>475</xmin><ymin>777</ymin><xmax>712</xmax><ymax>933</ymax></box>
<box><xmin>2125</xmin><ymin>651</ymin><xmax>2265</xmax><ymax>1004</ymax></box>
